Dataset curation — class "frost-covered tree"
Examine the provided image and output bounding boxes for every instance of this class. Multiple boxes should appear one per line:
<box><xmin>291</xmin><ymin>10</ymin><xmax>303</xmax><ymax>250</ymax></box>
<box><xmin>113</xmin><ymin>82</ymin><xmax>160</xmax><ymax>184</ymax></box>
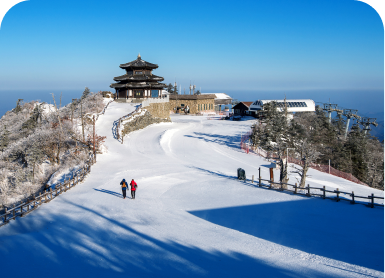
<box><xmin>26</xmin><ymin>141</ymin><xmax>45</xmax><ymax>179</ymax></box>
<box><xmin>0</xmin><ymin>90</ymin><xmax>106</xmax><ymax>208</ymax></box>
<box><xmin>0</xmin><ymin>125</ymin><xmax>10</xmax><ymax>153</ymax></box>
<box><xmin>81</xmin><ymin>87</ymin><xmax>91</xmax><ymax>100</ymax></box>
<box><xmin>14</xmin><ymin>99</ymin><xmax>23</xmax><ymax>113</ymax></box>
<box><xmin>292</xmin><ymin>139</ymin><xmax>321</xmax><ymax>188</ymax></box>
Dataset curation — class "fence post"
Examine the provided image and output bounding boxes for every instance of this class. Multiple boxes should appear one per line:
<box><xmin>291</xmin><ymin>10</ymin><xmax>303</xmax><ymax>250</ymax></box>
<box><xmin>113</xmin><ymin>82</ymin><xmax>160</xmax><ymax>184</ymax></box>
<box><xmin>336</xmin><ymin>188</ymin><xmax>340</xmax><ymax>202</ymax></box>
<box><xmin>39</xmin><ymin>194</ymin><xmax>42</xmax><ymax>206</ymax></box>
<box><xmin>294</xmin><ymin>183</ymin><xmax>297</xmax><ymax>194</ymax></box>
<box><xmin>258</xmin><ymin>167</ymin><xmax>261</xmax><ymax>187</ymax></box>
<box><xmin>322</xmin><ymin>186</ymin><xmax>326</xmax><ymax>199</ymax></box>
<box><xmin>306</xmin><ymin>184</ymin><xmax>311</xmax><ymax>197</ymax></box>
<box><xmin>50</xmin><ymin>188</ymin><xmax>53</xmax><ymax>200</ymax></box>
<box><xmin>350</xmin><ymin>191</ymin><xmax>355</xmax><ymax>204</ymax></box>
<box><xmin>4</xmin><ymin>208</ymin><xmax>7</xmax><ymax>222</ymax></box>
<box><xmin>252</xmin><ymin>175</ymin><xmax>254</xmax><ymax>184</ymax></box>
<box><xmin>369</xmin><ymin>193</ymin><xmax>374</xmax><ymax>208</ymax></box>
<box><xmin>20</xmin><ymin>205</ymin><xmax>23</xmax><ymax>217</ymax></box>
<box><xmin>13</xmin><ymin>204</ymin><xmax>15</xmax><ymax>218</ymax></box>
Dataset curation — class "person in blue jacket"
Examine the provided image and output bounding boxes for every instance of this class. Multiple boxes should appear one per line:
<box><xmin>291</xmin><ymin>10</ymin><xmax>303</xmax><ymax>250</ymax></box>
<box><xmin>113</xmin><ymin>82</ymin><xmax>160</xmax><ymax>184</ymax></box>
<box><xmin>120</xmin><ymin>179</ymin><xmax>128</xmax><ymax>199</ymax></box>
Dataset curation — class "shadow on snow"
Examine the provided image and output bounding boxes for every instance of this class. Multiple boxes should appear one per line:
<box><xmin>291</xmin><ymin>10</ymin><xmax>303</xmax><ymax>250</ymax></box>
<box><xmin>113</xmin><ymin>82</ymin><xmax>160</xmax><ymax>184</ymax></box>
<box><xmin>188</xmin><ymin>200</ymin><xmax>384</xmax><ymax>272</ymax></box>
<box><xmin>94</xmin><ymin>188</ymin><xmax>123</xmax><ymax>198</ymax></box>
<box><xmin>189</xmin><ymin>166</ymin><xmax>384</xmax><ymax>272</ymax></box>
<box><xmin>0</xmin><ymin>199</ymin><xmax>365</xmax><ymax>278</ymax></box>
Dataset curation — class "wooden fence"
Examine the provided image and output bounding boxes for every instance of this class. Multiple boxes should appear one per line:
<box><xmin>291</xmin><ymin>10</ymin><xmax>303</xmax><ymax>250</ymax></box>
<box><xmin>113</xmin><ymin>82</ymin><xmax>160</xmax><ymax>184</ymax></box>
<box><xmin>0</xmin><ymin>158</ymin><xmax>94</xmax><ymax>228</ymax></box>
<box><xmin>96</xmin><ymin>99</ymin><xmax>114</xmax><ymax>120</ymax></box>
<box><xmin>116</xmin><ymin>104</ymin><xmax>142</xmax><ymax>142</ymax></box>
<box><xmin>249</xmin><ymin>168</ymin><xmax>384</xmax><ymax>208</ymax></box>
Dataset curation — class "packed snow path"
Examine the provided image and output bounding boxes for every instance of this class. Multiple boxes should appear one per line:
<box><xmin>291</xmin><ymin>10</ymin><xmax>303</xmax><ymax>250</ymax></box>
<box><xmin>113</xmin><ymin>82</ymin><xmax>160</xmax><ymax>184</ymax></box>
<box><xmin>0</xmin><ymin>102</ymin><xmax>383</xmax><ymax>278</ymax></box>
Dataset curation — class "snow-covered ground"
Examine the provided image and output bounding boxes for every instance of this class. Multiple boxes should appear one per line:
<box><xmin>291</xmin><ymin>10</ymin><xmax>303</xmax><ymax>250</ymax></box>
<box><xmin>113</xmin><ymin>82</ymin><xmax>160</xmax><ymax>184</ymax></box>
<box><xmin>0</xmin><ymin>102</ymin><xmax>383</xmax><ymax>277</ymax></box>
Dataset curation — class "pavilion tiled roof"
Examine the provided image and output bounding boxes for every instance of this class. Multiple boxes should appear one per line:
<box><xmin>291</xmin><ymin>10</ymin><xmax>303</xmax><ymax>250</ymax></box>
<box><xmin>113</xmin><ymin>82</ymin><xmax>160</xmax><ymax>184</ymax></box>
<box><xmin>119</xmin><ymin>54</ymin><xmax>158</xmax><ymax>69</ymax></box>
<box><xmin>113</xmin><ymin>73</ymin><xmax>164</xmax><ymax>82</ymax></box>
<box><xmin>110</xmin><ymin>82</ymin><xmax>166</xmax><ymax>89</ymax></box>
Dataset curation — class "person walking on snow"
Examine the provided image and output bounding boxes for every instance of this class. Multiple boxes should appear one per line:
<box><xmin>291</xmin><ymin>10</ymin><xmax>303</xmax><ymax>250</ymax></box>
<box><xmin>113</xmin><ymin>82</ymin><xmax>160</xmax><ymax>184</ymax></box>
<box><xmin>120</xmin><ymin>179</ymin><xmax>128</xmax><ymax>199</ymax></box>
<box><xmin>130</xmin><ymin>179</ymin><xmax>138</xmax><ymax>199</ymax></box>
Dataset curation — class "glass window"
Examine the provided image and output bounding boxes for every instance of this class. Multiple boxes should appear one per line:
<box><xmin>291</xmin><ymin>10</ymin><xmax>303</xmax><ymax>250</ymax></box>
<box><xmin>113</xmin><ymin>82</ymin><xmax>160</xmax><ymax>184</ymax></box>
<box><xmin>135</xmin><ymin>71</ymin><xmax>143</xmax><ymax>75</ymax></box>
<box><xmin>151</xmin><ymin>90</ymin><xmax>158</xmax><ymax>97</ymax></box>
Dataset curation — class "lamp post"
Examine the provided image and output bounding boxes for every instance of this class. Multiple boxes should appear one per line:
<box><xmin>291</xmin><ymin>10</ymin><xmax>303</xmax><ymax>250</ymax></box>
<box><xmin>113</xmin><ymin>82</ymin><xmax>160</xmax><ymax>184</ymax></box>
<box><xmin>286</xmin><ymin>148</ymin><xmax>295</xmax><ymax>165</ymax></box>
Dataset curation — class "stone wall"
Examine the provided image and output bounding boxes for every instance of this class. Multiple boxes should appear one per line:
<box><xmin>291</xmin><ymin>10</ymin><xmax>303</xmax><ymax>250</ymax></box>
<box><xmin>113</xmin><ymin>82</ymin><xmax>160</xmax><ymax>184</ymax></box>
<box><xmin>169</xmin><ymin>98</ymin><xmax>215</xmax><ymax>114</ymax></box>
<box><xmin>147</xmin><ymin>102</ymin><xmax>171</xmax><ymax>119</ymax></box>
<box><xmin>122</xmin><ymin>106</ymin><xmax>171</xmax><ymax>137</ymax></box>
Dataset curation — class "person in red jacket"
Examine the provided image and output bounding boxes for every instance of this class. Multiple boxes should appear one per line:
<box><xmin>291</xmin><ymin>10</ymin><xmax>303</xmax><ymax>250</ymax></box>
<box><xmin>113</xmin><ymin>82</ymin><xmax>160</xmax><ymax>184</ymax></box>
<box><xmin>130</xmin><ymin>179</ymin><xmax>138</xmax><ymax>199</ymax></box>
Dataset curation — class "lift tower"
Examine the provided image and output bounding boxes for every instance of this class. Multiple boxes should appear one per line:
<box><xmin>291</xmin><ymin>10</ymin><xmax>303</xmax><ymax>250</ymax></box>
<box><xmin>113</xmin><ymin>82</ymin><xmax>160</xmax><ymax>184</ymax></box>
<box><xmin>343</xmin><ymin>109</ymin><xmax>361</xmax><ymax>139</ymax></box>
<box><xmin>359</xmin><ymin>117</ymin><xmax>378</xmax><ymax>134</ymax></box>
<box><xmin>323</xmin><ymin>103</ymin><xmax>340</xmax><ymax>124</ymax></box>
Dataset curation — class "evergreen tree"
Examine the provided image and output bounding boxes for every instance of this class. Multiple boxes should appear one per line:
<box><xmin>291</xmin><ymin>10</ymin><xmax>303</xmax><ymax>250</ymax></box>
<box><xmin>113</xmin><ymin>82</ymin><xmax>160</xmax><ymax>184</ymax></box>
<box><xmin>81</xmin><ymin>87</ymin><xmax>91</xmax><ymax>100</ymax></box>
<box><xmin>345</xmin><ymin>125</ymin><xmax>368</xmax><ymax>182</ymax></box>
<box><xmin>22</xmin><ymin>104</ymin><xmax>44</xmax><ymax>130</ymax></box>
<box><xmin>26</xmin><ymin>142</ymin><xmax>44</xmax><ymax>179</ymax></box>
<box><xmin>14</xmin><ymin>99</ymin><xmax>23</xmax><ymax>113</ymax></box>
<box><xmin>0</xmin><ymin>126</ymin><xmax>10</xmax><ymax>153</ymax></box>
<box><xmin>260</xmin><ymin>102</ymin><xmax>288</xmax><ymax>145</ymax></box>
<box><xmin>166</xmin><ymin>83</ymin><xmax>174</xmax><ymax>94</ymax></box>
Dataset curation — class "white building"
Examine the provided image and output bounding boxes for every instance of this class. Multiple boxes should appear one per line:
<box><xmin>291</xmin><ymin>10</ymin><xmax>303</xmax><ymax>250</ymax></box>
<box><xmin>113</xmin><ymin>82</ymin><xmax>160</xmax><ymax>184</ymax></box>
<box><xmin>249</xmin><ymin>99</ymin><xmax>315</xmax><ymax>117</ymax></box>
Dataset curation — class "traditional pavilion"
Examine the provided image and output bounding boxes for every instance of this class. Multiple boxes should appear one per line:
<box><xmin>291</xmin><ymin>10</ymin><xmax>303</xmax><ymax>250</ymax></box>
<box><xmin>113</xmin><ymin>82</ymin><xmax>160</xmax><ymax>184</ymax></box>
<box><xmin>110</xmin><ymin>54</ymin><xmax>167</xmax><ymax>100</ymax></box>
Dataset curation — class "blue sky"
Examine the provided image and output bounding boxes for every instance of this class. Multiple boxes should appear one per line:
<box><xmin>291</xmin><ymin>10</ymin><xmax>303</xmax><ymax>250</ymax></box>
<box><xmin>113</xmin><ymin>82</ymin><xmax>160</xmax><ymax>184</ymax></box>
<box><xmin>0</xmin><ymin>0</ymin><xmax>383</xmax><ymax>94</ymax></box>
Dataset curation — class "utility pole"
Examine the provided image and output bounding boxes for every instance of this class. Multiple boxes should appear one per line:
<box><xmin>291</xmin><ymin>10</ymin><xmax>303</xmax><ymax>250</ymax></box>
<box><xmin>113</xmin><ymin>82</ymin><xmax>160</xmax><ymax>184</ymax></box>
<box><xmin>81</xmin><ymin>99</ymin><xmax>85</xmax><ymax>142</ymax></box>
<box><xmin>71</xmin><ymin>98</ymin><xmax>77</xmax><ymax>124</ymax></box>
<box><xmin>51</xmin><ymin>94</ymin><xmax>65</xmax><ymax>164</ymax></box>
<box><xmin>93</xmin><ymin>115</ymin><xmax>96</xmax><ymax>162</ymax></box>
<box><xmin>174</xmin><ymin>81</ymin><xmax>178</xmax><ymax>112</ymax></box>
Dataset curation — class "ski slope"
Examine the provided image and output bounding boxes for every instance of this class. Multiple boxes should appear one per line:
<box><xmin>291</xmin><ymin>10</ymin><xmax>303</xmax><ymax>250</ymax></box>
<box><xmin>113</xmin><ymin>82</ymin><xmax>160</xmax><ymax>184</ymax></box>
<box><xmin>0</xmin><ymin>102</ymin><xmax>383</xmax><ymax>278</ymax></box>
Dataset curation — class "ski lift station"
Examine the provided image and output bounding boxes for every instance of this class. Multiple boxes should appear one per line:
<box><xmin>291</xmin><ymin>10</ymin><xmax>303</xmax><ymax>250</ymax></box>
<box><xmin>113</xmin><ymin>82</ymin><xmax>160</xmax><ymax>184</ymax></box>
<box><xmin>249</xmin><ymin>99</ymin><xmax>316</xmax><ymax>117</ymax></box>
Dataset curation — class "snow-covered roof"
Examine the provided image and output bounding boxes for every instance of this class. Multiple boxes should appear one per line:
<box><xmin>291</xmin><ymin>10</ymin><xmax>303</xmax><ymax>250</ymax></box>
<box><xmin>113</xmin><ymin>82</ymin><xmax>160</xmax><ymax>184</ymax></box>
<box><xmin>249</xmin><ymin>99</ymin><xmax>315</xmax><ymax>112</ymax></box>
<box><xmin>202</xmin><ymin>93</ymin><xmax>232</xmax><ymax>100</ymax></box>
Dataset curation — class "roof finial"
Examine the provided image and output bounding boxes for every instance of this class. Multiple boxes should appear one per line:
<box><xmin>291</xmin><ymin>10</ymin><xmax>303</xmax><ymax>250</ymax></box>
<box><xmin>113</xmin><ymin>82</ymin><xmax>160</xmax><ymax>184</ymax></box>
<box><xmin>138</xmin><ymin>53</ymin><xmax>141</xmax><ymax>59</ymax></box>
